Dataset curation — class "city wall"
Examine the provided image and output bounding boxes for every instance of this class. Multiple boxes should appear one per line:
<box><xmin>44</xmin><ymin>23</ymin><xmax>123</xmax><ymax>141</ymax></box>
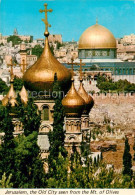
<box><xmin>91</xmin><ymin>92</ymin><xmax>135</xmax><ymax>104</ymax></box>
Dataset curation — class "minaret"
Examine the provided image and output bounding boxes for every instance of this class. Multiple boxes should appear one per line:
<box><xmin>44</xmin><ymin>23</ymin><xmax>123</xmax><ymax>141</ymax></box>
<box><xmin>62</xmin><ymin>66</ymin><xmax>85</xmax><ymax>155</ymax></box>
<box><xmin>20</xmin><ymin>42</ymin><xmax>27</xmax><ymax>71</ymax></box>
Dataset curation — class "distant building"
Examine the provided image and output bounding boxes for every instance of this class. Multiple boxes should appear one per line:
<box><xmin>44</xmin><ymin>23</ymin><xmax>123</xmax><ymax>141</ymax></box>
<box><xmin>48</xmin><ymin>34</ymin><xmax>62</xmax><ymax>44</ymax></box>
<box><xmin>0</xmin><ymin>33</ymin><xmax>8</xmax><ymax>45</ymax></box>
<box><xmin>121</xmin><ymin>34</ymin><xmax>135</xmax><ymax>45</ymax></box>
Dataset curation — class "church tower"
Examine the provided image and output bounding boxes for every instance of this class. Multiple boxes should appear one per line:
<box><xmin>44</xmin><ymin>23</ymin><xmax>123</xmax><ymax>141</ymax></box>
<box><xmin>62</xmin><ymin>77</ymin><xmax>85</xmax><ymax>155</ymax></box>
<box><xmin>23</xmin><ymin>3</ymin><xmax>71</xmax><ymax>156</ymax></box>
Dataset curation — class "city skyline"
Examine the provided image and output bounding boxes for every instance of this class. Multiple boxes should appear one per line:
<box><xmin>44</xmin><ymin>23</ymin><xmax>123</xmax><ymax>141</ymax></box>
<box><xmin>0</xmin><ymin>0</ymin><xmax>135</xmax><ymax>41</ymax></box>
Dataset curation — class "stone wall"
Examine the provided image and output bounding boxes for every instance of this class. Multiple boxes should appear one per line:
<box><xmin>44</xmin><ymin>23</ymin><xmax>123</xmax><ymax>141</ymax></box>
<box><xmin>90</xmin><ymin>93</ymin><xmax>135</xmax><ymax>131</ymax></box>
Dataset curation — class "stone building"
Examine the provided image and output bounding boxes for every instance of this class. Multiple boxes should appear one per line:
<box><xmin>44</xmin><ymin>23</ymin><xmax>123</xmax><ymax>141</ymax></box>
<box><xmin>48</xmin><ymin>34</ymin><xmax>62</xmax><ymax>44</ymax></box>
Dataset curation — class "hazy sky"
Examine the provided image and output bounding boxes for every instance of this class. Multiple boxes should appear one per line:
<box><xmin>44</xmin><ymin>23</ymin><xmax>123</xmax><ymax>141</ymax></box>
<box><xmin>0</xmin><ymin>0</ymin><xmax>135</xmax><ymax>41</ymax></box>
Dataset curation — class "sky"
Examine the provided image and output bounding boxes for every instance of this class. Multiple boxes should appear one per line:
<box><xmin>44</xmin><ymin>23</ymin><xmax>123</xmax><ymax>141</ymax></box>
<box><xmin>0</xmin><ymin>0</ymin><xmax>135</xmax><ymax>41</ymax></box>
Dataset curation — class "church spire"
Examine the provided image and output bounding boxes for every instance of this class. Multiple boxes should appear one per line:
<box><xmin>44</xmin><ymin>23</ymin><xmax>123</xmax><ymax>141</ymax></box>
<box><xmin>39</xmin><ymin>3</ymin><xmax>53</xmax><ymax>37</ymax></box>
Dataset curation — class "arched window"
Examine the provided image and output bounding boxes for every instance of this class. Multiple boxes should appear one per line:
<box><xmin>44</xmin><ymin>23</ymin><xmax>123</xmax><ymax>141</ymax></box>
<box><xmin>41</xmin><ymin>105</ymin><xmax>49</xmax><ymax>121</ymax></box>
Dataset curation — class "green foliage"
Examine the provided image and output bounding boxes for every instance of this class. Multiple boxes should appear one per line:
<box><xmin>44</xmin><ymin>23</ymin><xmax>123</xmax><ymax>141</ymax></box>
<box><xmin>47</xmin><ymin>152</ymin><xmax>69</xmax><ymax>188</ymax></box>
<box><xmin>48</xmin><ymin>73</ymin><xmax>67</xmax><ymax>175</ymax></box>
<box><xmin>56</xmin><ymin>41</ymin><xmax>63</xmax><ymax>50</ymax></box>
<box><xmin>0</xmin><ymin>106</ymin><xmax>16</xmax><ymax>179</ymax></box>
<box><xmin>13</xmin><ymin>132</ymin><xmax>45</xmax><ymax>188</ymax></box>
<box><xmin>13</xmin><ymin>76</ymin><xmax>24</xmax><ymax>91</ymax></box>
<box><xmin>32</xmin><ymin>44</ymin><xmax>44</xmax><ymax>58</ymax></box>
<box><xmin>50</xmin><ymin>45</ymin><xmax>54</xmax><ymax>55</ymax></box>
<box><xmin>0</xmin><ymin>100</ymin><xmax>45</xmax><ymax>188</ymax></box>
<box><xmin>123</xmin><ymin>137</ymin><xmax>133</xmax><ymax>177</ymax></box>
<box><xmin>7</xmin><ymin>35</ymin><xmax>22</xmax><ymax>46</ymax></box>
<box><xmin>17</xmin><ymin>97</ymin><xmax>41</xmax><ymax>136</ymax></box>
<box><xmin>90</xmin><ymin>65</ymin><xmax>100</xmax><ymax>71</ymax></box>
<box><xmin>0</xmin><ymin>173</ymin><xmax>13</xmax><ymax>188</ymax></box>
<box><xmin>0</xmin><ymin>78</ymin><xmax>9</xmax><ymax>94</ymax></box>
<box><xmin>97</xmin><ymin>75</ymin><xmax>135</xmax><ymax>92</ymax></box>
<box><xmin>106</xmin><ymin>125</ymin><xmax>114</xmax><ymax>133</ymax></box>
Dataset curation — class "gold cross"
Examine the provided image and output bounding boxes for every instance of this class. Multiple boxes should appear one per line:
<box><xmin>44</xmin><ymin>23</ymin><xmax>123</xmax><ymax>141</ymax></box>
<box><xmin>19</xmin><ymin>59</ymin><xmax>27</xmax><ymax>75</ymax></box>
<box><xmin>39</xmin><ymin>3</ymin><xmax>53</xmax><ymax>36</ymax></box>
<box><xmin>79</xmin><ymin>59</ymin><xmax>85</xmax><ymax>80</ymax></box>
<box><xmin>67</xmin><ymin>59</ymin><xmax>77</xmax><ymax>76</ymax></box>
<box><xmin>68</xmin><ymin>59</ymin><xmax>85</xmax><ymax>79</ymax></box>
<box><xmin>7</xmin><ymin>59</ymin><xmax>16</xmax><ymax>81</ymax></box>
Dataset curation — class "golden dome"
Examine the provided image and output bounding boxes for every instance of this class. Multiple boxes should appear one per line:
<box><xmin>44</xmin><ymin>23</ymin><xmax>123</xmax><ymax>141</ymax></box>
<box><xmin>23</xmin><ymin>36</ymin><xmax>71</xmax><ymax>92</ymax></box>
<box><xmin>19</xmin><ymin>85</ymin><xmax>28</xmax><ymax>105</ymax></box>
<box><xmin>2</xmin><ymin>81</ymin><xmax>18</xmax><ymax>107</ymax></box>
<box><xmin>62</xmin><ymin>79</ymin><xmax>85</xmax><ymax>116</ymax></box>
<box><xmin>78</xmin><ymin>79</ymin><xmax>94</xmax><ymax>114</ymax></box>
<box><xmin>78</xmin><ymin>23</ymin><xmax>116</xmax><ymax>49</ymax></box>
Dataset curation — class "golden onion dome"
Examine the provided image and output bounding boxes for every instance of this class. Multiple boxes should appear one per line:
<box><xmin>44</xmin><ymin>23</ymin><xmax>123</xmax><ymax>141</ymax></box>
<box><xmin>78</xmin><ymin>23</ymin><xmax>116</xmax><ymax>49</ymax></box>
<box><xmin>62</xmin><ymin>78</ymin><xmax>85</xmax><ymax>116</ymax></box>
<box><xmin>78</xmin><ymin>79</ymin><xmax>94</xmax><ymax>114</ymax></box>
<box><xmin>2</xmin><ymin>81</ymin><xmax>18</xmax><ymax>107</ymax></box>
<box><xmin>23</xmin><ymin>36</ymin><xmax>71</xmax><ymax>92</ymax></box>
<box><xmin>19</xmin><ymin>85</ymin><xmax>28</xmax><ymax>105</ymax></box>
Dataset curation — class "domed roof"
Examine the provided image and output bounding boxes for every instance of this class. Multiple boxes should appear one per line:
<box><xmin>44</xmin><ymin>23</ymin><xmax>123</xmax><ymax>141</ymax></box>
<box><xmin>78</xmin><ymin>23</ymin><xmax>116</xmax><ymax>49</ymax></box>
<box><xmin>78</xmin><ymin>79</ymin><xmax>94</xmax><ymax>114</ymax></box>
<box><xmin>62</xmin><ymin>79</ymin><xmax>85</xmax><ymax>117</ymax></box>
<box><xmin>23</xmin><ymin>36</ymin><xmax>71</xmax><ymax>92</ymax></box>
<box><xmin>19</xmin><ymin>85</ymin><xmax>28</xmax><ymax>105</ymax></box>
<box><xmin>2</xmin><ymin>80</ymin><xmax>18</xmax><ymax>107</ymax></box>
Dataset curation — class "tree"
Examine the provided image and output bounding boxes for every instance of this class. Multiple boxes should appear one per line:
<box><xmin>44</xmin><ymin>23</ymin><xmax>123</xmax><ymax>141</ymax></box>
<box><xmin>17</xmin><ymin>96</ymin><xmax>41</xmax><ymax>136</ymax></box>
<box><xmin>48</xmin><ymin>73</ymin><xmax>67</xmax><ymax>175</ymax></box>
<box><xmin>0</xmin><ymin>105</ymin><xmax>16</xmax><ymax>180</ymax></box>
<box><xmin>0</xmin><ymin>173</ymin><xmax>13</xmax><ymax>188</ymax></box>
<box><xmin>7</xmin><ymin>35</ymin><xmax>22</xmax><ymax>46</ymax></box>
<box><xmin>123</xmin><ymin>137</ymin><xmax>133</xmax><ymax>177</ymax></box>
<box><xmin>32</xmin><ymin>45</ymin><xmax>44</xmax><ymax>58</ymax></box>
<box><xmin>0</xmin><ymin>78</ymin><xmax>9</xmax><ymax>94</ymax></box>
<box><xmin>13</xmin><ymin>76</ymin><xmax>24</xmax><ymax>91</ymax></box>
<box><xmin>13</xmin><ymin>132</ymin><xmax>46</xmax><ymax>188</ymax></box>
<box><xmin>47</xmin><ymin>152</ymin><xmax>69</xmax><ymax>188</ymax></box>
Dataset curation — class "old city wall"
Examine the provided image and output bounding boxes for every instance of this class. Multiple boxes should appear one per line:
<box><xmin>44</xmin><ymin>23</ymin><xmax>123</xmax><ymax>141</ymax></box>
<box><xmin>91</xmin><ymin>93</ymin><xmax>135</xmax><ymax>104</ymax></box>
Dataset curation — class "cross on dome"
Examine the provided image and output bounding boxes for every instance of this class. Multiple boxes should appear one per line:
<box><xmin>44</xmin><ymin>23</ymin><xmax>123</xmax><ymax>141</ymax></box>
<box><xmin>39</xmin><ymin>3</ymin><xmax>53</xmax><ymax>36</ymax></box>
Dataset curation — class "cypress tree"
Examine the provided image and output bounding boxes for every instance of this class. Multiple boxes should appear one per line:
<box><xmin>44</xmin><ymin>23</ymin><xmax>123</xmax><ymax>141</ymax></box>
<box><xmin>13</xmin><ymin>96</ymin><xmax>46</xmax><ymax>187</ymax></box>
<box><xmin>123</xmin><ymin>137</ymin><xmax>133</xmax><ymax>177</ymax></box>
<box><xmin>17</xmin><ymin>96</ymin><xmax>41</xmax><ymax>136</ymax></box>
<box><xmin>48</xmin><ymin>73</ymin><xmax>67</xmax><ymax>175</ymax></box>
<box><xmin>0</xmin><ymin>105</ymin><xmax>16</xmax><ymax>180</ymax></box>
<box><xmin>14</xmin><ymin>131</ymin><xmax>46</xmax><ymax>188</ymax></box>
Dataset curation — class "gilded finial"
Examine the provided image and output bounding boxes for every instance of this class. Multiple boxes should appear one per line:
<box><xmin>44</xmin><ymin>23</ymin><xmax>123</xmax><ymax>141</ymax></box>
<box><xmin>7</xmin><ymin>58</ymin><xmax>16</xmax><ymax>82</ymax></box>
<box><xmin>39</xmin><ymin>3</ymin><xmax>53</xmax><ymax>37</ymax></box>
<box><xmin>20</xmin><ymin>59</ymin><xmax>27</xmax><ymax>75</ymax></box>
<box><xmin>96</xmin><ymin>17</ymin><xmax>98</xmax><ymax>24</ymax></box>
<box><xmin>79</xmin><ymin>59</ymin><xmax>85</xmax><ymax>81</ymax></box>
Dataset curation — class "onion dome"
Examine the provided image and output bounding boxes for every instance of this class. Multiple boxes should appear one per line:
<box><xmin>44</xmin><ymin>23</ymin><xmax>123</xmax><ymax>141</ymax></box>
<box><xmin>2</xmin><ymin>79</ymin><xmax>18</xmax><ymax>107</ymax></box>
<box><xmin>62</xmin><ymin>78</ymin><xmax>85</xmax><ymax>117</ymax></box>
<box><xmin>23</xmin><ymin>35</ymin><xmax>71</xmax><ymax>93</ymax></box>
<box><xmin>19</xmin><ymin>85</ymin><xmax>28</xmax><ymax>105</ymax></box>
<box><xmin>78</xmin><ymin>79</ymin><xmax>94</xmax><ymax>114</ymax></box>
<box><xmin>78</xmin><ymin>23</ymin><xmax>116</xmax><ymax>49</ymax></box>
